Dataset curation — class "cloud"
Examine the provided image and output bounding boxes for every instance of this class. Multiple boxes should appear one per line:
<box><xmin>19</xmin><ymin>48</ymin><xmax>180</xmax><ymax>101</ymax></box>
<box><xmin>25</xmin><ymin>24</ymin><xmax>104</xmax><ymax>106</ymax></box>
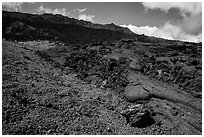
<box><xmin>78</xmin><ymin>14</ymin><xmax>95</xmax><ymax>22</ymax></box>
<box><xmin>142</xmin><ymin>2</ymin><xmax>202</xmax><ymax>15</ymax></box>
<box><xmin>2</xmin><ymin>2</ymin><xmax>35</xmax><ymax>12</ymax></box>
<box><xmin>121</xmin><ymin>23</ymin><xmax>202</xmax><ymax>43</ymax></box>
<box><xmin>73</xmin><ymin>8</ymin><xmax>86</xmax><ymax>13</ymax></box>
<box><xmin>2</xmin><ymin>2</ymin><xmax>24</xmax><ymax>11</ymax></box>
<box><xmin>180</xmin><ymin>13</ymin><xmax>202</xmax><ymax>35</ymax></box>
<box><xmin>142</xmin><ymin>2</ymin><xmax>202</xmax><ymax>36</ymax></box>
<box><xmin>139</xmin><ymin>2</ymin><xmax>202</xmax><ymax>42</ymax></box>
<box><xmin>73</xmin><ymin>8</ymin><xmax>94</xmax><ymax>22</ymax></box>
<box><xmin>38</xmin><ymin>5</ymin><xmax>69</xmax><ymax>16</ymax></box>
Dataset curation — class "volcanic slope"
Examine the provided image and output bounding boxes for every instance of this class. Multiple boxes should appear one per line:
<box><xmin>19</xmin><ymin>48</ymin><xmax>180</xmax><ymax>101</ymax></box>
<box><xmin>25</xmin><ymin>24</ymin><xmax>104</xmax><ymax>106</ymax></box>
<box><xmin>2</xmin><ymin>39</ymin><xmax>202</xmax><ymax>135</ymax></box>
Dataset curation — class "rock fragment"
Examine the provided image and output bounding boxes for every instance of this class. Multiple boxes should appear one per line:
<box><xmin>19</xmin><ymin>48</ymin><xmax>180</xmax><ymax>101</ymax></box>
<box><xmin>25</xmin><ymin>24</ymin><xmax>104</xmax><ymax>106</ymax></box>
<box><xmin>124</xmin><ymin>84</ymin><xmax>151</xmax><ymax>102</ymax></box>
<box><xmin>121</xmin><ymin>104</ymin><xmax>155</xmax><ymax>128</ymax></box>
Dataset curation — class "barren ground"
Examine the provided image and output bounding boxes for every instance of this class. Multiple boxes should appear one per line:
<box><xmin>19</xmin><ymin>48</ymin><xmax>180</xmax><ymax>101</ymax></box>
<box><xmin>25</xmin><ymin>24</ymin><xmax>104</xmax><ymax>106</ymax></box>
<box><xmin>2</xmin><ymin>40</ymin><xmax>202</xmax><ymax>135</ymax></box>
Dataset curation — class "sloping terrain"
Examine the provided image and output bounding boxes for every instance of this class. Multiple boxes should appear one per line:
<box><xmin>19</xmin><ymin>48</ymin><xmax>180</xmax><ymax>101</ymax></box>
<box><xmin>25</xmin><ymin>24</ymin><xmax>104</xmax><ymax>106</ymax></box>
<box><xmin>2</xmin><ymin>10</ymin><xmax>202</xmax><ymax>135</ymax></box>
<box><xmin>2</xmin><ymin>11</ymin><xmax>134</xmax><ymax>34</ymax></box>
<box><xmin>2</xmin><ymin>39</ymin><xmax>202</xmax><ymax>135</ymax></box>
<box><xmin>2</xmin><ymin>11</ymin><xmax>180</xmax><ymax>45</ymax></box>
<box><xmin>2</xmin><ymin>11</ymin><xmax>136</xmax><ymax>44</ymax></box>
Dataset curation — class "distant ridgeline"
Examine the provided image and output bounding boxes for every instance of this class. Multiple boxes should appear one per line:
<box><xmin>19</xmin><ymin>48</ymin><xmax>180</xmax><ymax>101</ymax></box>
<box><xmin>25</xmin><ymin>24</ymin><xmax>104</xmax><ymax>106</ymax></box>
<box><xmin>3</xmin><ymin>10</ymin><xmax>188</xmax><ymax>45</ymax></box>
<box><xmin>2</xmin><ymin>10</ymin><xmax>139</xmax><ymax>44</ymax></box>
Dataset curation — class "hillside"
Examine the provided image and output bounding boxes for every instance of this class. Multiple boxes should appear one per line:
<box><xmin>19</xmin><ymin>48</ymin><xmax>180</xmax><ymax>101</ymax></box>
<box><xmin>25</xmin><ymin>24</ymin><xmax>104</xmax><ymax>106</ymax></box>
<box><xmin>2</xmin><ymin>11</ymin><xmax>182</xmax><ymax>44</ymax></box>
<box><xmin>2</xmin><ymin>11</ymin><xmax>202</xmax><ymax>135</ymax></box>
<box><xmin>2</xmin><ymin>11</ymin><xmax>136</xmax><ymax>44</ymax></box>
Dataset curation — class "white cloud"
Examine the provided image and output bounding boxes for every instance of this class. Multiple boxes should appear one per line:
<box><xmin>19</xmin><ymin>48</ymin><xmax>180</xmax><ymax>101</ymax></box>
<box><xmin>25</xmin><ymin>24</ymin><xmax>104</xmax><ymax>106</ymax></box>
<box><xmin>73</xmin><ymin>8</ymin><xmax>94</xmax><ymax>22</ymax></box>
<box><xmin>73</xmin><ymin>8</ymin><xmax>86</xmax><ymax>13</ymax></box>
<box><xmin>139</xmin><ymin>2</ymin><xmax>202</xmax><ymax>42</ymax></box>
<box><xmin>121</xmin><ymin>22</ymin><xmax>202</xmax><ymax>43</ymax></box>
<box><xmin>2</xmin><ymin>2</ymin><xmax>23</xmax><ymax>11</ymax></box>
<box><xmin>78</xmin><ymin>14</ymin><xmax>95</xmax><ymax>22</ymax></box>
<box><xmin>38</xmin><ymin>5</ymin><xmax>69</xmax><ymax>16</ymax></box>
<box><xmin>142</xmin><ymin>2</ymin><xmax>202</xmax><ymax>36</ymax></box>
<box><xmin>142</xmin><ymin>2</ymin><xmax>202</xmax><ymax>15</ymax></box>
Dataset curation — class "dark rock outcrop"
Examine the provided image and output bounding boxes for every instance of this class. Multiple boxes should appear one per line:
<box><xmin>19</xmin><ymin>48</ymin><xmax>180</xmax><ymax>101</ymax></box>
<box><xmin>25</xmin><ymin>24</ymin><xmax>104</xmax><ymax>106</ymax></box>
<box><xmin>121</xmin><ymin>104</ymin><xmax>155</xmax><ymax>128</ymax></box>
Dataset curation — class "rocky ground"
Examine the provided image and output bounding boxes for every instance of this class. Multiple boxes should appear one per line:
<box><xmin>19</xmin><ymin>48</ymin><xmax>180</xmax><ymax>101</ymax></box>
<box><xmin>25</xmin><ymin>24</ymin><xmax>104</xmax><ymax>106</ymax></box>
<box><xmin>2</xmin><ymin>39</ymin><xmax>202</xmax><ymax>135</ymax></box>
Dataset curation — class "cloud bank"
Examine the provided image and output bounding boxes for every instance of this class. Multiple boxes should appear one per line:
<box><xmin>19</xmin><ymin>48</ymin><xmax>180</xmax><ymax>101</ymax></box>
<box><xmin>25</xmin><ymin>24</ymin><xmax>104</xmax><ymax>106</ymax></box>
<box><xmin>143</xmin><ymin>2</ymin><xmax>202</xmax><ymax>35</ymax></box>
<box><xmin>142</xmin><ymin>2</ymin><xmax>202</xmax><ymax>15</ymax></box>
<box><xmin>121</xmin><ymin>23</ymin><xmax>202</xmax><ymax>42</ymax></box>
<box><xmin>2</xmin><ymin>2</ymin><xmax>24</xmax><ymax>11</ymax></box>
<box><xmin>123</xmin><ymin>2</ymin><xmax>202</xmax><ymax>42</ymax></box>
<box><xmin>38</xmin><ymin>5</ymin><xmax>69</xmax><ymax>16</ymax></box>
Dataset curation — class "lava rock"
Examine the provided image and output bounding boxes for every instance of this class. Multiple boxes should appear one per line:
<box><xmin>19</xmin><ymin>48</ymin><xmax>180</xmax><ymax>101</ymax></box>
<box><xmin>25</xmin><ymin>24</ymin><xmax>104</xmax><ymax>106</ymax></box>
<box><xmin>121</xmin><ymin>105</ymin><xmax>155</xmax><ymax>128</ymax></box>
<box><xmin>124</xmin><ymin>84</ymin><xmax>151</xmax><ymax>102</ymax></box>
<box><xmin>130</xmin><ymin>110</ymin><xmax>155</xmax><ymax>128</ymax></box>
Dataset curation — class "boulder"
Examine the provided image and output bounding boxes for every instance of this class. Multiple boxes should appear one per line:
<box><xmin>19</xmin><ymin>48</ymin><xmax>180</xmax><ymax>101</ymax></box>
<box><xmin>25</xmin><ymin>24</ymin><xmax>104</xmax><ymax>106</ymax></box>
<box><xmin>129</xmin><ymin>110</ymin><xmax>155</xmax><ymax>128</ymax></box>
<box><xmin>121</xmin><ymin>104</ymin><xmax>155</xmax><ymax>128</ymax></box>
<box><xmin>124</xmin><ymin>84</ymin><xmax>150</xmax><ymax>102</ymax></box>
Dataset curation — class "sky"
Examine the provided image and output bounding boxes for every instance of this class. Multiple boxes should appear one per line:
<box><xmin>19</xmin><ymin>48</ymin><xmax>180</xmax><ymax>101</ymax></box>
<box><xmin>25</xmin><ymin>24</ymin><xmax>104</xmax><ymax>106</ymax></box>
<box><xmin>2</xmin><ymin>2</ymin><xmax>202</xmax><ymax>42</ymax></box>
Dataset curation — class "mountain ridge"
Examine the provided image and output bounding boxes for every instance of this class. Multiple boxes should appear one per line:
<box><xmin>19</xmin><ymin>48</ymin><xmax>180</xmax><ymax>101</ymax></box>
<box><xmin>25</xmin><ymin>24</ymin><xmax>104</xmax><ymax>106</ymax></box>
<box><xmin>3</xmin><ymin>10</ymin><xmax>194</xmax><ymax>45</ymax></box>
<box><xmin>3</xmin><ymin>10</ymin><xmax>134</xmax><ymax>34</ymax></box>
